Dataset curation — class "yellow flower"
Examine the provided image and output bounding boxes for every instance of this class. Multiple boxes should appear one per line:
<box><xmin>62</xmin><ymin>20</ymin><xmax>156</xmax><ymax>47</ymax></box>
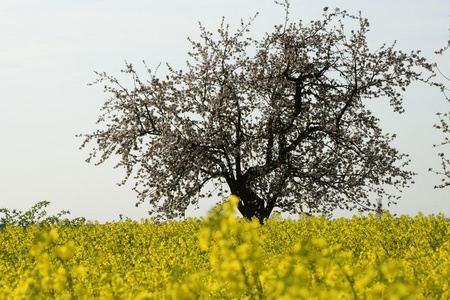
<box><xmin>0</xmin><ymin>212</ymin><xmax>449</xmax><ymax>298</ymax></box>
<box><xmin>71</xmin><ymin>265</ymin><xmax>87</xmax><ymax>278</ymax></box>
<box><xmin>54</xmin><ymin>241</ymin><xmax>75</xmax><ymax>261</ymax></box>
<box><xmin>229</xmin><ymin>194</ymin><xmax>239</xmax><ymax>208</ymax></box>
<box><xmin>53</xmin><ymin>266</ymin><xmax>67</xmax><ymax>292</ymax></box>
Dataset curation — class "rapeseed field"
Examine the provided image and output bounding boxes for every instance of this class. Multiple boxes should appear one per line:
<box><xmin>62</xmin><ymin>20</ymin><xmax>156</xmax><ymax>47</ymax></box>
<box><xmin>1</xmin><ymin>196</ymin><xmax>449</xmax><ymax>299</ymax></box>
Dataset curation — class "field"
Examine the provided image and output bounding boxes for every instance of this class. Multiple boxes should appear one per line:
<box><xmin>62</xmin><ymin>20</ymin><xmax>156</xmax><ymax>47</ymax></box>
<box><xmin>1</xmin><ymin>197</ymin><xmax>449</xmax><ymax>299</ymax></box>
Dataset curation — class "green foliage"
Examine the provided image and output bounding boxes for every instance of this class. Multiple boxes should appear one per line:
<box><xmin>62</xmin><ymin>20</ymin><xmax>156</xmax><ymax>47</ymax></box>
<box><xmin>0</xmin><ymin>201</ymin><xmax>86</xmax><ymax>227</ymax></box>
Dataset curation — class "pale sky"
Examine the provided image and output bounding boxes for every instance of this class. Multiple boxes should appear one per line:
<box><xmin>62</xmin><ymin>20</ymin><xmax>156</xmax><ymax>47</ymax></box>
<box><xmin>1</xmin><ymin>0</ymin><xmax>449</xmax><ymax>222</ymax></box>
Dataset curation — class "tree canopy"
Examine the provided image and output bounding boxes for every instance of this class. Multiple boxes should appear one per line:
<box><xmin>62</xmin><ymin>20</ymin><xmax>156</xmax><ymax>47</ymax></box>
<box><xmin>79</xmin><ymin>4</ymin><xmax>435</xmax><ymax>223</ymax></box>
<box><xmin>430</xmin><ymin>31</ymin><xmax>450</xmax><ymax>189</ymax></box>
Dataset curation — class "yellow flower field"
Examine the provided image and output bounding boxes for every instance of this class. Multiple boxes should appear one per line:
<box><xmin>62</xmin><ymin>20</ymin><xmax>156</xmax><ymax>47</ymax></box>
<box><xmin>0</xmin><ymin>196</ymin><xmax>449</xmax><ymax>299</ymax></box>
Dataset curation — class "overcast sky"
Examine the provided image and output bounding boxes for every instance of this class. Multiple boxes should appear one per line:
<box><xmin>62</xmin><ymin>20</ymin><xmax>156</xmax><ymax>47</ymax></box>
<box><xmin>1</xmin><ymin>0</ymin><xmax>449</xmax><ymax>222</ymax></box>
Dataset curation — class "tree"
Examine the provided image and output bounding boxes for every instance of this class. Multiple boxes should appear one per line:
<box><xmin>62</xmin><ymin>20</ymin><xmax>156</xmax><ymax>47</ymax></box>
<box><xmin>79</xmin><ymin>4</ymin><xmax>435</xmax><ymax>223</ymax></box>
<box><xmin>430</xmin><ymin>31</ymin><xmax>450</xmax><ymax>188</ymax></box>
<box><xmin>0</xmin><ymin>201</ymin><xmax>86</xmax><ymax>227</ymax></box>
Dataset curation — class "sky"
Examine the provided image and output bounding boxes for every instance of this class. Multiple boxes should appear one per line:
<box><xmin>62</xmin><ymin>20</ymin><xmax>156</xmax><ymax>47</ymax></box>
<box><xmin>0</xmin><ymin>0</ymin><xmax>449</xmax><ymax>223</ymax></box>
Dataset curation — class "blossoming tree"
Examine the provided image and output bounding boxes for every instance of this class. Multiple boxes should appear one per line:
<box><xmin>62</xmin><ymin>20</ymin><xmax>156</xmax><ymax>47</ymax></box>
<box><xmin>430</xmin><ymin>33</ymin><xmax>450</xmax><ymax>189</ymax></box>
<box><xmin>79</xmin><ymin>4</ymin><xmax>435</xmax><ymax>222</ymax></box>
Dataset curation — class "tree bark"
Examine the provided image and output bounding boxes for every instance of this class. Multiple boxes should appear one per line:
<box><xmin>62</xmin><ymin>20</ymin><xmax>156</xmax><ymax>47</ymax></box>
<box><xmin>233</xmin><ymin>185</ymin><xmax>272</xmax><ymax>224</ymax></box>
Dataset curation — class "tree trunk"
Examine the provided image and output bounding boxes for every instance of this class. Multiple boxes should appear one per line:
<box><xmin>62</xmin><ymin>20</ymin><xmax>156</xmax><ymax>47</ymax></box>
<box><xmin>235</xmin><ymin>188</ymin><xmax>272</xmax><ymax>224</ymax></box>
<box><xmin>225</xmin><ymin>174</ymin><xmax>273</xmax><ymax>224</ymax></box>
